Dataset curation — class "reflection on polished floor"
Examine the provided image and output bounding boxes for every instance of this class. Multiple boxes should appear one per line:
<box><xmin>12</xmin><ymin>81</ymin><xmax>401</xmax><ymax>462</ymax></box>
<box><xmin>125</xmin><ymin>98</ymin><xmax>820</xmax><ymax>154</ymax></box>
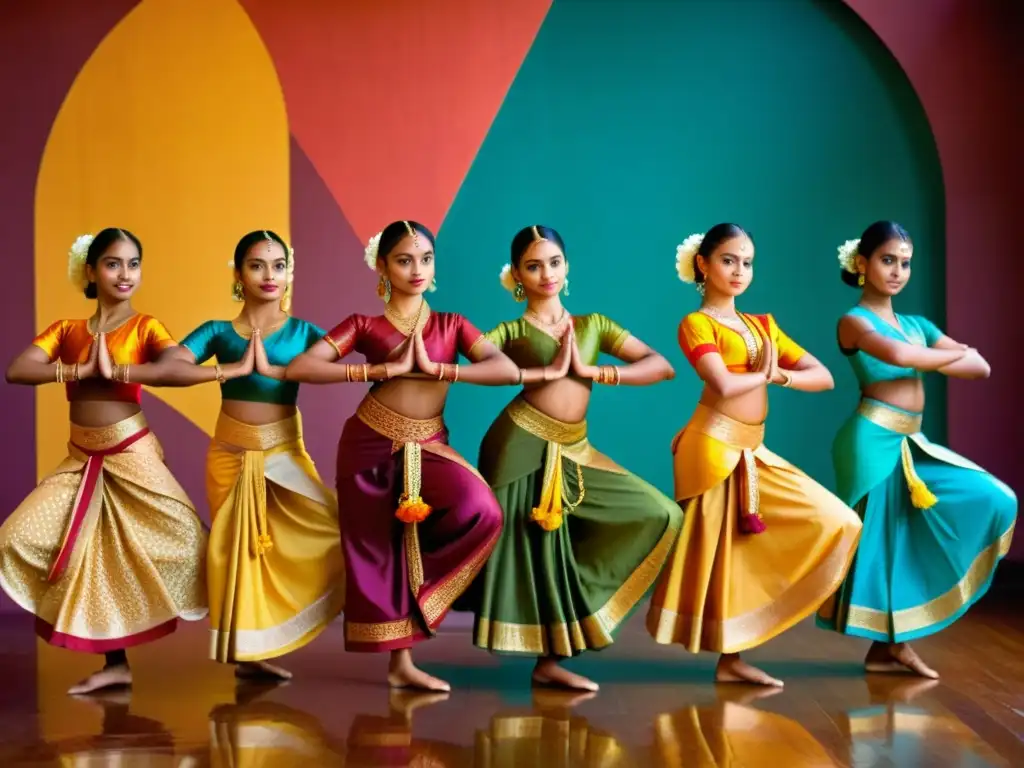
<box><xmin>2</xmin><ymin>587</ymin><xmax>1023</xmax><ymax>767</ymax></box>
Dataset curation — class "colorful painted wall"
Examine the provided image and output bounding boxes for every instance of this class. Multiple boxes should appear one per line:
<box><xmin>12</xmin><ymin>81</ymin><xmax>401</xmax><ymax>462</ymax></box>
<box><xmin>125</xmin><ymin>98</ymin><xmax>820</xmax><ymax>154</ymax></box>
<box><xmin>0</xmin><ymin>0</ymin><xmax>1017</xmax><ymax>620</ymax></box>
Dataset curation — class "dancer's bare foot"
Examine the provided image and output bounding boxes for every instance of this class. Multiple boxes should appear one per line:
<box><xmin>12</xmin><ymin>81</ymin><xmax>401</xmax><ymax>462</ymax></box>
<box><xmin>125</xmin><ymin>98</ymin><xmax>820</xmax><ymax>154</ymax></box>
<box><xmin>864</xmin><ymin>642</ymin><xmax>939</xmax><ymax>679</ymax></box>
<box><xmin>235</xmin><ymin>660</ymin><xmax>293</xmax><ymax>681</ymax></box>
<box><xmin>532</xmin><ymin>657</ymin><xmax>599</xmax><ymax>692</ymax></box>
<box><xmin>715</xmin><ymin>654</ymin><xmax>783</xmax><ymax>687</ymax></box>
<box><xmin>387</xmin><ymin>649</ymin><xmax>450</xmax><ymax>692</ymax></box>
<box><xmin>68</xmin><ymin>664</ymin><xmax>132</xmax><ymax>696</ymax></box>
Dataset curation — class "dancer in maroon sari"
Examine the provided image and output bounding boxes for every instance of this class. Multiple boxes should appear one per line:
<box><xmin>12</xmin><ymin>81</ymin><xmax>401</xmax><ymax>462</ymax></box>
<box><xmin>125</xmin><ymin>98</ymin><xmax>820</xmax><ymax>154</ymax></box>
<box><xmin>287</xmin><ymin>220</ymin><xmax>517</xmax><ymax>691</ymax></box>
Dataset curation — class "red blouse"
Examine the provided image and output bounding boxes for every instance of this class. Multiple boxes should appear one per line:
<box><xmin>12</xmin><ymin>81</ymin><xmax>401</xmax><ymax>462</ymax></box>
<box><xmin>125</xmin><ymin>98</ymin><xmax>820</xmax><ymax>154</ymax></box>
<box><xmin>325</xmin><ymin>311</ymin><xmax>484</xmax><ymax>364</ymax></box>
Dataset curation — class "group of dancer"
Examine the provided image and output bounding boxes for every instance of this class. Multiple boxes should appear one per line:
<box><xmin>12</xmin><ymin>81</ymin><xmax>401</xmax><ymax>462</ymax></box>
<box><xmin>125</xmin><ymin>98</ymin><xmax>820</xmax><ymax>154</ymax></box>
<box><xmin>0</xmin><ymin>218</ymin><xmax>1014</xmax><ymax>696</ymax></box>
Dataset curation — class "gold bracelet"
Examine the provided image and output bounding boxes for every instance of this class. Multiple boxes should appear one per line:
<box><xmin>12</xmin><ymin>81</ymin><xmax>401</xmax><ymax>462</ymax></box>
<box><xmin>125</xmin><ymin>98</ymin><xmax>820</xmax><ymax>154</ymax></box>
<box><xmin>344</xmin><ymin>364</ymin><xmax>352</xmax><ymax>383</ymax></box>
<box><xmin>55</xmin><ymin>361</ymin><xmax>63</xmax><ymax>384</ymax></box>
<box><xmin>780</xmin><ymin>370</ymin><xmax>793</xmax><ymax>388</ymax></box>
<box><xmin>382</xmin><ymin>363</ymin><xmax>391</xmax><ymax>380</ymax></box>
<box><xmin>612</xmin><ymin>366</ymin><xmax>621</xmax><ymax>386</ymax></box>
<box><xmin>448</xmin><ymin>364</ymin><xmax>460</xmax><ymax>383</ymax></box>
<box><xmin>123</xmin><ymin>364</ymin><xmax>131</xmax><ymax>384</ymax></box>
<box><xmin>516</xmin><ymin>368</ymin><xmax>524</xmax><ymax>385</ymax></box>
<box><xmin>214</xmin><ymin>363</ymin><xmax>225</xmax><ymax>383</ymax></box>
<box><xmin>362</xmin><ymin>363</ymin><xmax>369</xmax><ymax>383</ymax></box>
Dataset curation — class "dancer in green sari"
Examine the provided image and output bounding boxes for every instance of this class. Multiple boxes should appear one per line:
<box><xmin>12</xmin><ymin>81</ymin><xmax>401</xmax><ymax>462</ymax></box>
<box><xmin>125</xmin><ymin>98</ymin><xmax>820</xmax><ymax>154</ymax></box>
<box><xmin>470</xmin><ymin>225</ymin><xmax>683</xmax><ymax>691</ymax></box>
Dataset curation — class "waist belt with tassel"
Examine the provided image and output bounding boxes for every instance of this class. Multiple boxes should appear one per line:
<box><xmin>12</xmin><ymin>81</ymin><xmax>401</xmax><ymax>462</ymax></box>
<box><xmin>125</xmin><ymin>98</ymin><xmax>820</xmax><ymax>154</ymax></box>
<box><xmin>356</xmin><ymin>395</ymin><xmax>445</xmax><ymax>598</ymax></box>
<box><xmin>685</xmin><ymin>404</ymin><xmax>768</xmax><ymax>534</ymax></box>
<box><xmin>857</xmin><ymin>400</ymin><xmax>937</xmax><ymax>509</ymax></box>
<box><xmin>506</xmin><ymin>398</ymin><xmax>589</xmax><ymax>532</ymax></box>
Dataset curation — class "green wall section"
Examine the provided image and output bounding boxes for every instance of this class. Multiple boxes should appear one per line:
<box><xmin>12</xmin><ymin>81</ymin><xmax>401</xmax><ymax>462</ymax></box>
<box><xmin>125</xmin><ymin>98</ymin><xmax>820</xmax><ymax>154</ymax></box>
<box><xmin>439</xmin><ymin>0</ymin><xmax>944</xmax><ymax>495</ymax></box>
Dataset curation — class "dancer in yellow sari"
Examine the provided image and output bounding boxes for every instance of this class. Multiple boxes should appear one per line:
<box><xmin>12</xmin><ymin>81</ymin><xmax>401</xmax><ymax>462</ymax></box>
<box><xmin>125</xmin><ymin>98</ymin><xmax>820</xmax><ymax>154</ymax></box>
<box><xmin>132</xmin><ymin>230</ymin><xmax>344</xmax><ymax>680</ymax></box>
<box><xmin>646</xmin><ymin>223</ymin><xmax>862</xmax><ymax>686</ymax></box>
<box><xmin>0</xmin><ymin>228</ymin><xmax>207</xmax><ymax>695</ymax></box>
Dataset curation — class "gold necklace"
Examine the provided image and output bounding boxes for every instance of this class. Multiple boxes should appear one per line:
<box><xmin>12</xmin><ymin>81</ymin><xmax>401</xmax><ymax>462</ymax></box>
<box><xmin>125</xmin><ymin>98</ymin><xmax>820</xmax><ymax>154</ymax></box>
<box><xmin>699</xmin><ymin>306</ymin><xmax>759</xmax><ymax>366</ymax></box>
<box><xmin>385</xmin><ymin>299</ymin><xmax>429</xmax><ymax>336</ymax></box>
<box><xmin>524</xmin><ymin>307</ymin><xmax>570</xmax><ymax>337</ymax></box>
<box><xmin>233</xmin><ymin>314</ymin><xmax>288</xmax><ymax>340</ymax></box>
<box><xmin>87</xmin><ymin>312</ymin><xmax>137</xmax><ymax>336</ymax></box>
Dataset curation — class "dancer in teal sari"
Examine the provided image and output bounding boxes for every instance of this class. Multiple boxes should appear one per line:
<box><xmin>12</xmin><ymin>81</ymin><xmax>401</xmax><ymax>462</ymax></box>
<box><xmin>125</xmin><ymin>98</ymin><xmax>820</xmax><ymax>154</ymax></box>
<box><xmin>817</xmin><ymin>221</ymin><xmax>1016</xmax><ymax>678</ymax></box>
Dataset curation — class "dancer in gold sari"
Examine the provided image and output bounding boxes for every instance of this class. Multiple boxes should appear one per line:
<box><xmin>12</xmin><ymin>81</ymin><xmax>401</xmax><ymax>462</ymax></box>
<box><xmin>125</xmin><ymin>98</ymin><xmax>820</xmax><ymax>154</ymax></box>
<box><xmin>646</xmin><ymin>223</ymin><xmax>862</xmax><ymax>686</ymax></box>
<box><xmin>129</xmin><ymin>230</ymin><xmax>344</xmax><ymax>681</ymax></box>
<box><xmin>0</xmin><ymin>228</ymin><xmax>207</xmax><ymax>695</ymax></box>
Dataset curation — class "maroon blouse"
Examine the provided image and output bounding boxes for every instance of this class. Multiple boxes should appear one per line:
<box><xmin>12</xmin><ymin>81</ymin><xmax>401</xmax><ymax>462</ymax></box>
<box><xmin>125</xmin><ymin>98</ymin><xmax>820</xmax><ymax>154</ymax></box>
<box><xmin>325</xmin><ymin>311</ymin><xmax>483</xmax><ymax>364</ymax></box>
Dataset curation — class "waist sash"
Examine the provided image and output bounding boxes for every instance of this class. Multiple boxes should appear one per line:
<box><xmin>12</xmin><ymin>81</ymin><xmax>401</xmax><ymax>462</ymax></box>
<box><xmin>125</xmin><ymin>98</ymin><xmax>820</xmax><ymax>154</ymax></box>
<box><xmin>856</xmin><ymin>400</ymin><xmax>937</xmax><ymax>509</ymax></box>
<box><xmin>51</xmin><ymin>413</ymin><xmax>151</xmax><ymax>582</ymax></box>
<box><xmin>356</xmin><ymin>395</ymin><xmax>446</xmax><ymax>598</ymax></box>
<box><xmin>678</xmin><ymin>404</ymin><xmax>767</xmax><ymax>534</ymax></box>
<box><xmin>506</xmin><ymin>398</ymin><xmax>589</xmax><ymax>532</ymax></box>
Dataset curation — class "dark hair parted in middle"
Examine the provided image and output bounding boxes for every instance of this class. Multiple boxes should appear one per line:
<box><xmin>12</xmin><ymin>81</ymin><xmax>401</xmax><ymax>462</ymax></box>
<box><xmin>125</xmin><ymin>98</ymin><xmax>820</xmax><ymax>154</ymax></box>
<box><xmin>510</xmin><ymin>225</ymin><xmax>566</xmax><ymax>267</ymax></box>
<box><xmin>694</xmin><ymin>223</ymin><xmax>749</xmax><ymax>285</ymax></box>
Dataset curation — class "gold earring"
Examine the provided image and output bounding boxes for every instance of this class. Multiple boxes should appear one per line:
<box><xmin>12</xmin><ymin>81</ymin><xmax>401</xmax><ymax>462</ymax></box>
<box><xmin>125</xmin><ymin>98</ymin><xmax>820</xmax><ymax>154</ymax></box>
<box><xmin>514</xmin><ymin>282</ymin><xmax>525</xmax><ymax>302</ymax></box>
<box><xmin>562</xmin><ymin>277</ymin><xmax>570</xmax><ymax>297</ymax></box>
<box><xmin>857</xmin><ymin>273</ymin><xmax>865</xmax><ymax>287</ymax></box>
<box><xmin>232</xmin><ymin>281</ymin><xmax>244</xmax><ymax>301</ymax></box>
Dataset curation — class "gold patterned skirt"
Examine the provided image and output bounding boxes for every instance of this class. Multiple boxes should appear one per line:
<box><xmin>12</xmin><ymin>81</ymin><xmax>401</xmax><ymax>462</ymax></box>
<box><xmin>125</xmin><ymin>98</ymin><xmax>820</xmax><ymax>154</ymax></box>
<box><xmin>206</xmin><ymin>411</ymin><xmax>344</xmax><ymax>662</ymax></box>
<box><xmin>646</xmin><ymin>404</ymin><xmax>862</xmax><ymax>653</ymax></box>
<box><xmin>0</xmin><ymin>412</ymin><xmax>207</xmax><ymax>651</ymax></box>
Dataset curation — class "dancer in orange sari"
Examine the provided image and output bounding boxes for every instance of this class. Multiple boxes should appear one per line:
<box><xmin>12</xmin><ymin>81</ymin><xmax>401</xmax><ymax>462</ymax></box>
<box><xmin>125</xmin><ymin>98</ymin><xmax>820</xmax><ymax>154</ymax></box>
<box><xmin>0</xmin><ymin>229</ymin><xmax>208</xmax><ymax>695</ymax></box>
<box><xmin>646</xmin><ymin>223</ymin><xmax>862</xmax><ymax>686</ymax></box>
<box><xmin>287</xmin><ymin>220</ymin><xmax>518</xmax><ymax>691</ymax></box>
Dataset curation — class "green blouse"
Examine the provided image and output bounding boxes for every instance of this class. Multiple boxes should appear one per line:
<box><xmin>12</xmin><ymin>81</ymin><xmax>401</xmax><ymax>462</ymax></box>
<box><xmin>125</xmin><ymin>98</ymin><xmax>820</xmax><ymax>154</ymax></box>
<box><xmin>485</xmin><ymin>313</ymin><xmax>630</xmax><ymax>368</ymax></box>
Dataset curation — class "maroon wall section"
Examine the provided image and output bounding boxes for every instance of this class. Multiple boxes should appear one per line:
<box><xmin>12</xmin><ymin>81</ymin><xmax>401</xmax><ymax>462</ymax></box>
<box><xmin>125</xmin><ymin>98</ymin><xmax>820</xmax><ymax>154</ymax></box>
<box><xmin>845</xmin><ymin>0</ymin><xmax>1024</xmax><ymax>558</ymax></box>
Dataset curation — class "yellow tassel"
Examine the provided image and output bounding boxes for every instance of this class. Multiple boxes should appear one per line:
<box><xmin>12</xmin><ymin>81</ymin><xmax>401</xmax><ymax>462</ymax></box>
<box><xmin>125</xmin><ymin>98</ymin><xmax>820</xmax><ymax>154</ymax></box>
<box><xmin>901</xmin><ymin>439</ymin><xmax>938</xmax><ymax>509</ymax></box>
<box><xmin>257</xmin><ymin>533</ymin><xmax>273</xmax><ymax>555</ymax></box>
<box><xmin>531</xmin><ymin>442</ymin><xmax>565</xmax><ymax>531</ymax></box>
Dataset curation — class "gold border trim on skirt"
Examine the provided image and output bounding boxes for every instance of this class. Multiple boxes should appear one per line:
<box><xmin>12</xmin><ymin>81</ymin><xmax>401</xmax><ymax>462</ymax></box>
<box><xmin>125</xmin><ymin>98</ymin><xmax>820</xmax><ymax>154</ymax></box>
<box><xmin>214</xmin><ymin>411</ymin><xmax>301</xmax><ymax>451</ymax></box>
<box><xmin>356</xmin><ymin>394</ymin><xmax>444</xmax><ymax>447</ymax></box>
<box><xmin>506</xmin><ymin>397</ymin><xmax>588</xmax><ymax>445</ymax></box>
<box><xmin>857</xmin><ymin>399</ymin><xmax>923</xmax><ymax>435</ymax></box>
<box><xmin>688</xmin><ymin>403</ymin><xmax>764</xmax><ymax>450</ymax></box>
<box><xmin>69</xmin><ymin>411</ymin><xmax>149</xmax><ymax>452</ymax></box>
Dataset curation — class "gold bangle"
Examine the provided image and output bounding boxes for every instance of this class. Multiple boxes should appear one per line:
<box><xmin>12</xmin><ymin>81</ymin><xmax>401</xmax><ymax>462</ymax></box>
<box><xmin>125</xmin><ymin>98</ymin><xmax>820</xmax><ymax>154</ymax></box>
<box><xmin>214</xmin><ymin>363</ymin><xmax>225</xmax><ymax>383</ymax></box>
<box><xmin>448</xmin><ymin>364</ymin><xmax>459</xmax><ymax>383</ymax></box>
<box><xmin>382</xmin><ymin>363</ymin><xmax>391</xmax><ymax>380</ymax></box>
<box><xmin>612</xmin><ymin>366</ymin><xmax>621</xmax><ymax>386</ymax></box>
<box><xmin>124</xmin><ymin>364</ymin><xmax>131</xmax><ymax>384</ymax></box>
<box><xmin>516</xmin><ymin>368</ymin><xmax>524</xmax><ymax>385</ymax></box>
<box><xmin>344</xmin><ymin>364</ymin><xmax>351</xmax><ymax>383</ymax></box>
<box><xmin>55</xmin><ymin>361</ymin><xmax>63</xmax><ymax>384</ymax></box>
<box><xmin>362</xmin><ymin>363</ymin><xmax>369</xmax><ymax>383</ymax></box>
<box><xmin>780</xmin><ymin>370</ymin><xmax>793</xmax><ymax>388</ymax></box>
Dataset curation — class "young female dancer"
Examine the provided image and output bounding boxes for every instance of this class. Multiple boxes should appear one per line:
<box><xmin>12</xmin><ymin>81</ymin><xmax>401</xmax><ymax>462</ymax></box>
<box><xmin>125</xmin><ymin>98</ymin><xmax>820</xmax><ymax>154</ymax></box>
<box><xmin>286</xmin><ymin>220</ymin><xmax>517</xmax><ymax>691</ymax></box>
<box><xmin>0</xmin><ymin>228</ymin><xmax>208</xmax><ymax>695</ymax></box>
<box><xmin>470</xmin><ymin>225</ymin><xmax>682</xmax><ymax>692</ymax></box>
<box><xmin>646</xmin><ymin>223</ymin><xmax>862</xmax><ymax>687</ymax></box>
<box><xmin>816</xmin><ymin>220</ymin><xmax>1016</xmax><ymax>677</ymax></box>
<box><xmin>125</xmin><ymin>230</ymin><xmax>344</xmax><ymax>680</ymax></box>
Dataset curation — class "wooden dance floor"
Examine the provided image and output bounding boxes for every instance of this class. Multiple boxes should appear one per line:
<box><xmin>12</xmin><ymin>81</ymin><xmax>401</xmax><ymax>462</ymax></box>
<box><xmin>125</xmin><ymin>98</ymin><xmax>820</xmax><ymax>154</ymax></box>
<box><xmin>2</xmin><ymin>577</ymin><xmax>1023</xmax><ymax>767</ymax></box>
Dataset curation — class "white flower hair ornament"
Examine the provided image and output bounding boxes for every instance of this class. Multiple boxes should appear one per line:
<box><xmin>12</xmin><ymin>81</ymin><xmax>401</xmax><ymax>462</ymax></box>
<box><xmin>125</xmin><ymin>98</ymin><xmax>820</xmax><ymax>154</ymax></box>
<box><xmin>836</xmin><ymin>238</ymin><xmax>861</xmax><ymax>274</ymax></box>
<box><xmin>67</xmin><ymin>234</ymin><xmax>95</xmax><ymax>290</ymax></box>
<box><xmin>364</xmin><ymin>232</ymin><xmax>382</xmax><ymax>271</ymax></box>
<box><xmin>675</xmin><ymin>233</ymin><xmax>705</xmax><ymax>284</ymax></box>
<box><xmin>498</xmin><ymin>263</ymin><xmax>517</xmax><ymax>294</ymax></box>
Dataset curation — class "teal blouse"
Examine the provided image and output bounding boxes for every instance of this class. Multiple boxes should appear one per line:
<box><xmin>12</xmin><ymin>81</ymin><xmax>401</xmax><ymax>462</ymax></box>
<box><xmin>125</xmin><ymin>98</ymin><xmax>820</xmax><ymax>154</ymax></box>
<box><xmin>181</xmin><ymin>317</ymin><xmax>325</xmax><ymax>405</ymax></box>
<box><xmin>841</xmin><ymin>306</ymin><xmax>943</xmax><ymax>387</ymax></box>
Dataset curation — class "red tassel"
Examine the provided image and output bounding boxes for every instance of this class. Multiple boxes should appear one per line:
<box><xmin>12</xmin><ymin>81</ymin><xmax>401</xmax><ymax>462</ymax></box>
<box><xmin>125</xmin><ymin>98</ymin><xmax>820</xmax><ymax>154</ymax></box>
<box><xmin>739</xmin><ymin>512</ymin><xmax>767</xmax><ymax>535</ymax></box>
